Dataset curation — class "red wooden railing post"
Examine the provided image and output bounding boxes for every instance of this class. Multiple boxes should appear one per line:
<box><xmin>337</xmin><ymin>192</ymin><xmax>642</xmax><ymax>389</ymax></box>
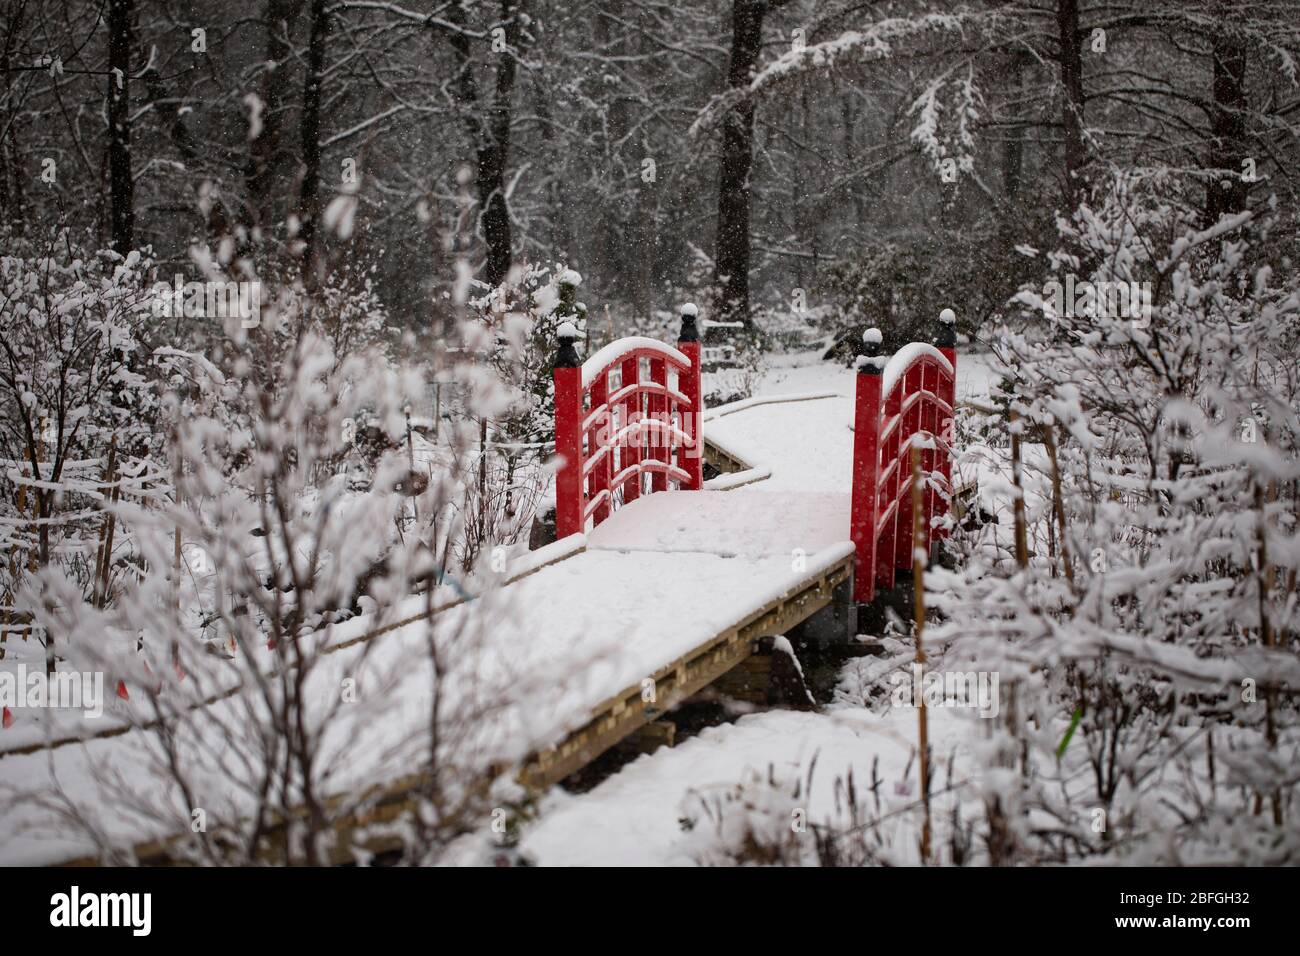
<box><xmin>935</xmin><ymin>308</ymin><xmax>957</xmax><ymax>540</ymax></box>
<box><xmin>553</xmin><ymin>322</ymin><xmax>584</xmax><ymax>538</ymax></box>
<box><xmin>677</xmin><ymin>304</ymin><xmax>703</xmax><ymax>491</ymax></box>
<box><xmin>850</xmin><ymin>329</ymin><xmax>884</xmax><ymax>603</ymax></box>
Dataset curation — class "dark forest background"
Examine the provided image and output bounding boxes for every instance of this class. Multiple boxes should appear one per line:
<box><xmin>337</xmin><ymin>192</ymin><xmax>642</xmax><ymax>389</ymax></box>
<box><xmin>4</xmin><ymin>0</ymin><xmax>1298</xmax><ymax>344</ymax></box>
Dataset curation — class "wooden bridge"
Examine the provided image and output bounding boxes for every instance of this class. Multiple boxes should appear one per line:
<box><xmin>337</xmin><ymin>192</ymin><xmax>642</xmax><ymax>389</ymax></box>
<box><xmin>0</xmin><ymin>307</ymin><xmax>959</xmax><ymax>865</ymax></box>
<box><xmin>523</xmin><ymin>306</ymin><xmax>958</xmax><ymax>786</ymax></box>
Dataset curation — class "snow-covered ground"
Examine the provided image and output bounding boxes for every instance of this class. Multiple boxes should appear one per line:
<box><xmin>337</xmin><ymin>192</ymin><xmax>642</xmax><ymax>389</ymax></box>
<box><xmin>521</xmin><ymin>700</ymin><xmax>979</xmax><ymax>866</ymax></box>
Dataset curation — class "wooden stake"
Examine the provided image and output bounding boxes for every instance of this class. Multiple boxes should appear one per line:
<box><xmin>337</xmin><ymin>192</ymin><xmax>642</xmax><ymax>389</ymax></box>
<box><xmin>173</xmin><ymin>436</ymin><xmax>184</xmax><ymax>612</ymax></box>
<box><xmin>174</xmin><ymin>495</ymin><xmax>183</xmax><ymax>598</ymax></box>
<box><xmin>1255</xmin><ymin>473</ymin><xmax>1282</xmax><ymax>825</ymax></box>
<box><xmin>96</xmin><ymin>436</ymin><xmax>122</xmax><ymax>610</ymax></box>
<box><xmin>34</xmin><ymin>425</ymin><xmax>48</xmax><ymax>671</ymax></box>
<box><xmin>1043</xmin><ymin>426</ymin><xmax>1074</xmax><ymax>588</ymax></box>
<box><xmin>92</xmin><ymin>435</ymin><xmax>118</xmax><ymax>608</ymax></box>
<box><xmin>3</xmin><ymin>468</ymin><xmax>26</xmax><ymax>648</ymax></box>
<box><xmin>912</xmin><ymin>443</ymin><xmax>931</xmax><ymax>862</ymax></box>
<box><xmin>405</xmin><ymin>411</ymin><xmax>419</xmax><ymax>522</ymax></box>
<box><xmin>1009</xmin><ymin>407</ymin><xmax>1029</xmax><ymax>569</ymax></box>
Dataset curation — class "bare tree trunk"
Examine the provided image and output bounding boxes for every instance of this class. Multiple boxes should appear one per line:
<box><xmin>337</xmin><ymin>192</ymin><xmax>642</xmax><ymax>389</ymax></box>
<box><xmin>478</xmin><ymin>2</ymin><xmax>517</xmax><ymax>288</ymax></box>
<box><xmin>533</xmin><ymin>88</ymin><xmax>572</xmax><ymax>269</ymax></box>
<box><xmin>595</xmin><ymin>12</ymin><xmax>627</xmax><ymax>297</ymax></box>
<box><xmin>713</xmin><ymin>0</ymin><xmax>767</xmax><ymax>327</ymax></box>
<box><xmin>633</xmin><ymin>183</ymin><xmax>654</xmax><ymax>321</ymax></box>
<box><xmin>0</xmin><ymin>4</ymin><xmax>28</xmax><ymax>229</ymax></box>
<box><xmin>1002</xmin><ymin>56</ymin><xmax>1025</xmax><ymax>201</ymax></box>
<box><xmin>298</xmin><ymin>0</ymin><xmax>330</xmax><ymax>274</ymax></box>
<box><xmin>1055</xmin><ymin>0</ymin><xmax>1086</xmax><ymax>207</ymax></box>
<box><xmin>106</xmin><ymin>0</ymin><xmax>134</xmax><ymax>256</ymax></box>
<box><xmin>841</xmin><ymin>93</ymin><xmax>864</xmax><ymax>231</ymax></box>
<box><xmin>1204</xmin><ymin>4</ymin><xmax>1248</xmax><ymax>225</ymax></box>
<box><xmin>447</xmin><ymin>0</ymin><xmax>518</xmax><ymax>289</ymax></box>
<box><xmin>246</xmin><ymin>0</ymin><xmax>305</xmax><ymax>233</ymax></box>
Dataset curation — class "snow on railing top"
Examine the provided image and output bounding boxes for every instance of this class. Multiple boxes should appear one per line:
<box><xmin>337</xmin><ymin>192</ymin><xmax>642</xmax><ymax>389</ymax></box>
<box><xmin>581</xmin><ymin>336</ymin><xmax>691</xmax><ymax>391</ymax></box>
<box><xmin>881</xmin><ymin>342</ymin><xmax>953</xmax><ymax>398</ymax></box>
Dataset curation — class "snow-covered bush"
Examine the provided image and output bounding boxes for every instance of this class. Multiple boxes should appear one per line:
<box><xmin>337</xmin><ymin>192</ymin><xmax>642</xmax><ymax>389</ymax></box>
<box><xmin>678</xmin><ymin>749</ymin><xmax>970</xmax><ymax>867</ymax></box>
<box><xmin>818</xmin><ymin>223</ymin><xmax>1044</xmax><ymax>356</ymax></box>
<box><xmin>444</xmin><ymin>264</ymin><xmax>588</xmax><ymax>564</ymax></box>
<box><xmin>464</xmin><ymin>262</ymin><xmax>586</xmax><ymax>451</ymax></box>
<box><xmin>680</xmin><ymin>765</ymin><xmax>824</xmax><ymax>866</ymax></box>
<box><xmin>924</xmin><ymin>172</ymin><xmax>1300</xmax><ymax>864</ymax></box>
<box><xmin>0</xmin><ymin>230</ymin><xmax>163</xmax><ymax>662</ymax></box>
<box><xmin>7</xmin><ymin>314</ymin><xmax>528</xmax><ymax>863</ymax></box>
<box><xmin>0</xmin><ymin>231</ymin><xmax>538</xmax><ymax>863</ymax></box>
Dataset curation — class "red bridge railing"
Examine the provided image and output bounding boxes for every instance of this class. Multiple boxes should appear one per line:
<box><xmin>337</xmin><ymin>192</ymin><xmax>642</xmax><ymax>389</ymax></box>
<box><xmin>553</xmin><ymin>306</ymin><xmax>703</xmax><ymax>538</ymax></box>
<box><xmin>849</xmin><ymin>310</ymin><xmax>957</xmax><ymax>602</ymax></box>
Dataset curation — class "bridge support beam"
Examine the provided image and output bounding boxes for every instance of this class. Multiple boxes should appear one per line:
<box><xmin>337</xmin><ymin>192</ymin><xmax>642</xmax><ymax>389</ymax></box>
<box><xmin>788</xmin><ymin>574</ymin><xmax>857</xmax><ymax>649</ymax></box>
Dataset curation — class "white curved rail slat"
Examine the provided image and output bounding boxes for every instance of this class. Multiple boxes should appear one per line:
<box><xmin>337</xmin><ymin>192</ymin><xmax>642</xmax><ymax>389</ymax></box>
<box><xmin>581</xmin><ymin>337</ymin><xmax>691</xmax><ymax>390</ymax></box>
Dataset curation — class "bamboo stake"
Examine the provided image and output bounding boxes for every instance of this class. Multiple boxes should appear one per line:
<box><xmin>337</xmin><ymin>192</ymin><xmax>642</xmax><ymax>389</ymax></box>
<box><xmin>174</xmin><ymin>488</ymin><xmax>183</xmax><ymax>607</ymax></box>
<box><xmin>34</xmin><ymin>423</ymin><xmax>49</xmax><ymax>672</ymax></box>
<box><xmin>173</xmin><ymin>425</ymin><xmax>184</xmax><ymax>613</ymax></box>
<box><xmin>3</xmin><ymin>467</ymin><xmax>27</xmax><ymax>649</ymax></box>
<box><xmin>1043</xmin><ymin>426</ymin><xmax>1074</xmax><ymax>588</ymax></box>
<box><xmin>96</xmin><ymin>436</ymin><xmax>122</xmax><ymax>610</ymax></box>
<box><xmin>406</xmin><ymin>410</ymin><xmax>419</xmax><ymax>522</ymax></box>
<box><xmin>1255</xmin><ymin>473</ymin><xmax>1282</xmax><ymax>825</ymax></box>
<box><xmin>1006</xmin><ymin>408</ymin><xmax>1030</xmax><ymax>783</ymax></box>
<box><xmin>912</xmin><ymin>443</ymin><xmax>931</xmax><ymax>862</ymax></box>
<box><xmin>1009</xmin><ymin>407</ymin><xmax>1029</xmax><ymax>569</ymax></box>
<box><xmin>92</xmin><ymin>435</ymin><xmax>118</xmax><ymax>607</ymax></box>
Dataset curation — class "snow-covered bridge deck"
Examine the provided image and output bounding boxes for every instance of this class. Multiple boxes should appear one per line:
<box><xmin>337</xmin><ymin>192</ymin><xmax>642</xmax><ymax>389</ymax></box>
<box><xmin>516</xmin><ymin>487</ymin><xmax>855</xmax><ymax>787</ymax></box>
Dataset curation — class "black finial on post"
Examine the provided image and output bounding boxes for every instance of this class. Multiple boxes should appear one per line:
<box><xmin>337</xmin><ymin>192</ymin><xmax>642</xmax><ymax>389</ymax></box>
<box><xmin>857</xmin><ymin>327</ymin><xmax>883</xmax><ymax>374</ymax></box>
<box><xmin>935</xmin><ymin>308</ymin><xmax>956</xmax><ymax>348</ymax></box>
<box><xmin>678</xmin><ymin>303</ymin><xmax>700</xmax><ymax>342</ymax></box>
<box><xmin>555</xmin><ymin>321</ymin><xmax>580</xmax><ymax>368</ymax></box>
